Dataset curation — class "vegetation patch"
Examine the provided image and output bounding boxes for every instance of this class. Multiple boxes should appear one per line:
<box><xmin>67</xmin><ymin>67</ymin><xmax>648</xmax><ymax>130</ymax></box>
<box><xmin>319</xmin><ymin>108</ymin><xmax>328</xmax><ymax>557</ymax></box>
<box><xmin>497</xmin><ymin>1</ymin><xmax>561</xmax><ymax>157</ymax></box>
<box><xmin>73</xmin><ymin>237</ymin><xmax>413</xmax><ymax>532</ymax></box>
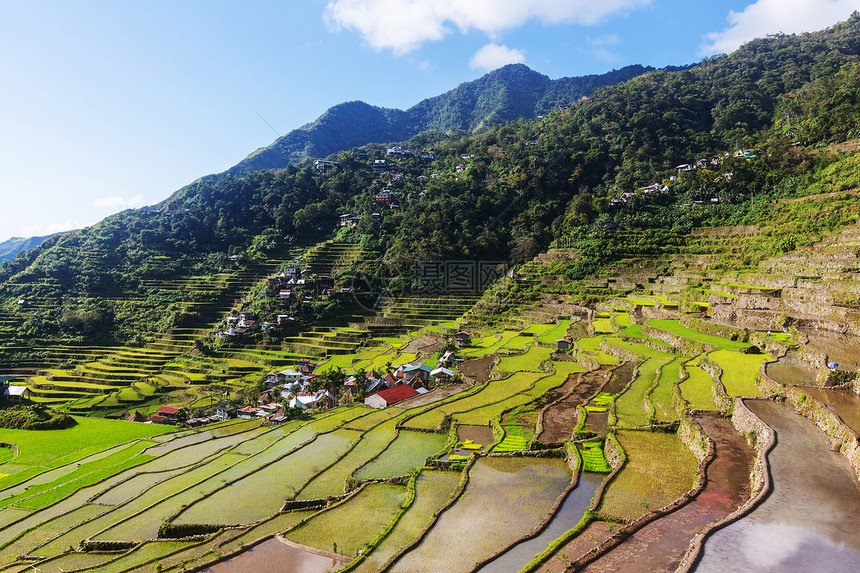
<box><xmin>355</xmin><ymin>430</ymin><xmax>446</xmax><ymax>480</ymax></box>
<box><xmin>709</xmin><ymin>349</ymin><xmax>768</xmax><ymax>397</ymax></box>
<box><xmin>599</xmin><ymin>430</ymin><xmax>698</xmax><ymax>520</ymax></box>
<box><xmin>580</xmin><ymin>440</ymin><xmax>612</xmax><ymax>473</ymax></box>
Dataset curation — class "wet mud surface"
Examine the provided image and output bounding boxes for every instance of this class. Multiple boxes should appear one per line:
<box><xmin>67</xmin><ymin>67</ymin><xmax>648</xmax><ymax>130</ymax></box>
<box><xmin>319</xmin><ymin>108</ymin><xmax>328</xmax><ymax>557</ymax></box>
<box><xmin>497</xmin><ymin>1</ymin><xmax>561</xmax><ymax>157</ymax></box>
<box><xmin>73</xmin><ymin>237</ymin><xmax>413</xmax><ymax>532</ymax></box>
<box><xmin>542</xmin><ymin>521</ymin><xmax>617</xmax><ymax>572</ymax></box>
<box><xmin>476</xmin><ymin>472</ymin><xmax>604</xmax><ymax>573</ymax></box>
<box><xmin>802</xmin><ymin>330</ymin><xmax>860</xmax><ymax>371</ymax></box>
<box><xmin>537</xmin><ymin>366</ymin><xmax>615</xmax><ymax>444</ymax></box>
<box><xmin>459</xmin><ymin>355</ymin><xmax>496</xmax><ymax>383</ymax></box>
<box><xmin>582</xmin><ymin>414</ymin><xmax>754</xmax><ymax>572</ymax></box>
<box><xmin>803</xmin><ymin>386</ymin><xmax>860</xmax><ymax>435</ymax></box>
<box><xmin>764</xmin><ymin>349</ymin><xmax>817</xmax><ymax>386</ymax></box>
<box><xmin>697</xmin><ymin>400</ymin><xmax>860</xmax><ymax>572</ymax></box>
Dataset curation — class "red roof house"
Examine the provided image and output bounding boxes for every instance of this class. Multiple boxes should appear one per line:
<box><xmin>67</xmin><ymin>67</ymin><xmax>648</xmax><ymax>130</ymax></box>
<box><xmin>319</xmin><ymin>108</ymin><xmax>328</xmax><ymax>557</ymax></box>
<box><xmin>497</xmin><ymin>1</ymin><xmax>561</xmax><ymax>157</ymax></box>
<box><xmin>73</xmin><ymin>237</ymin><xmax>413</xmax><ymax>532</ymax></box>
<box><xmin>364</xmin><ymin>385</ymin><xmax>419</xmax><ymax>409</ymax></box>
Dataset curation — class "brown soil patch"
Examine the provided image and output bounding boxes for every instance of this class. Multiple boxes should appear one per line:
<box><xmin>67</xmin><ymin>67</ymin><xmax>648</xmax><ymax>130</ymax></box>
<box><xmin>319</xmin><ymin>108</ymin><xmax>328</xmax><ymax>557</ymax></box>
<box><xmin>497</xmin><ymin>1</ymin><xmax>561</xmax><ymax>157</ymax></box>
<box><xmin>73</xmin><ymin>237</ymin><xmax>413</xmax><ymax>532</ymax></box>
<box><xmin>542</xmin><ymin>521</ymin><xmax>616</xmax><ymax>572</ymax></box>
<box><xmin>536</xmin><ymin>365</ymin><xmax>615</xmax><ymax>444</ymax></box>
<box><xmin>459</xmin><ymin>355</ymin><xmax>496</xmax><ymax>384</ymax></box>
<box><xmin>405</xmin><ymin>335</ymin><xmax>442</xmax><ymax>354</ymax></box>
<box><xmin>581</xmin><ymin>414</ymin><xmax>755</xmax><ymax>573</ymax></box>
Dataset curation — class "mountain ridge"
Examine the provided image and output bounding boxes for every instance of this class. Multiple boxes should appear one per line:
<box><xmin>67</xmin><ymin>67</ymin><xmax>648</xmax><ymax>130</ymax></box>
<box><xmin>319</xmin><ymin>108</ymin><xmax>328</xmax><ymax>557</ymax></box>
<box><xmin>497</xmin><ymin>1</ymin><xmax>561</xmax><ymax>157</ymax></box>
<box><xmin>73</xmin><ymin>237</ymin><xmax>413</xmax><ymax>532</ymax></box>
<box><xmin>226</xmin><ymin>63</ymin><xmax>653</xmax><ymax>174</ymax></box>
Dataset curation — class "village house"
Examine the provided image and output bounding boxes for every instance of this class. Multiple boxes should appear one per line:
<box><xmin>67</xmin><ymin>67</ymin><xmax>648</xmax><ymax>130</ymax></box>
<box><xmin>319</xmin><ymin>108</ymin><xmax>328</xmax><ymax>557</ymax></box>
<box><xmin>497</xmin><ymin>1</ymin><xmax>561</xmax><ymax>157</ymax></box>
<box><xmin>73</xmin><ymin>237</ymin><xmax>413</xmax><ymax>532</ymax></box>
<box><xmin>156</xmin><ymin>405</ymin><xmax>182</xmax><ymax>421</ymax></box>
<box><xmin>455</xmin><ymin>331</ymin><xmax>472</xmax><ymax>347</ymax></box>
<box><xmin>339</xmin><ymin>214</ymin><xmax>359</xmax><ymax>228</ymax></box>
<box><xmin>313</xmin><ymin>159</ymin><xmax>337</xmax><ymax>173</ymax></box>
<box><xmin>215</xmin><ymin>399</ymin><xmax>238</xmax><ymax>419</ymax></box>
<box><xmin>556</xmin><ymin>338</ymin><xmax>572</xmax><ymax>351</ymax></box>
<box><xmin>402</xmin><ymin>364</ymin><xmax>433</xmax><ymax>385</ymax></box>
<box><xmin>265</xmin><ymin>369</ymin><xmax>302</xmax><ymax>388</ymax></box>
<box><xmin>364</xmin><ymin>384</ymin><xmax>419</xmax><ymax>409</ymax></box>
<box><xmin>430</xmin><ymin>367</ymin><xmax>454</xmax><ymax>384</ymax></box>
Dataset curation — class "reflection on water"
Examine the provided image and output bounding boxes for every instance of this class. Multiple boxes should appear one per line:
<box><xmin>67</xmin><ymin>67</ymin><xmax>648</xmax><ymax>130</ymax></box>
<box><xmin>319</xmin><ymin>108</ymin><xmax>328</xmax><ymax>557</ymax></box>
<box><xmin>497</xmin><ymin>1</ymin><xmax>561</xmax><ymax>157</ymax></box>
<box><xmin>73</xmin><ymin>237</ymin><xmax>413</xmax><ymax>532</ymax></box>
<box><xmin>802</xmin><ymin>330</ymin><xmax>860</xmax><ymax>371</ymax></box>
<box><xmin>803</xmin><ymin>386</ymin><xmax>860</xmax><ymax>435</ymax></box>
<box><xmin>476</xmin><ymin>472</ymin><xmax>603</xmax><ymax>572</ymax></box>
<box><xmin>457</xmin><ymin>425</ymin><xmax>494</xmax><ymax>448</ymax></box>
<box><xmin>696</xmin><ymin>400</ymin><xmax>860</xmax><ymax>572</ymax></box>
<box><xmin>764</xmin><ymin>349</ymin><xmax>817</xmax><ymax>386</ymax></box>
<box><xmin>200</xmin><ymin>537</ymin><xmax>347</xmax><ymax>573</ymax></box>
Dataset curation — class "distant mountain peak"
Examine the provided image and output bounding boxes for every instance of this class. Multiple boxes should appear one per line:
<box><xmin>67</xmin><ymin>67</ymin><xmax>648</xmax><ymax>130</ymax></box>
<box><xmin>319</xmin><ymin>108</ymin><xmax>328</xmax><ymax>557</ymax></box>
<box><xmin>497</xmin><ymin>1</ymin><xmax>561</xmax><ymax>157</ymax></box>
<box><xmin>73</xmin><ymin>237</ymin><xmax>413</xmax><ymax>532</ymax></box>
<box><xmin>226</xmin><ymin>64</ymin><xmax>652</xmax><ymax>174</ymax></box>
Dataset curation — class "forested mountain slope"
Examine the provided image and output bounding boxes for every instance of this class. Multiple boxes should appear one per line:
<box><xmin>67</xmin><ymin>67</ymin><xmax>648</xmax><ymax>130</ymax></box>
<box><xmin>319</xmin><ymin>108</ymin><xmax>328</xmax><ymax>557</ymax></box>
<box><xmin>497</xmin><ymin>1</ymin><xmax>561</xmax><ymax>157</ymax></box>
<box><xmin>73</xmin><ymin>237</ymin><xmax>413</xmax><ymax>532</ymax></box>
<box><xmin>3</xmin><ymin>15</ymin><xmax>860</xmax><ymax>345</ymax></box>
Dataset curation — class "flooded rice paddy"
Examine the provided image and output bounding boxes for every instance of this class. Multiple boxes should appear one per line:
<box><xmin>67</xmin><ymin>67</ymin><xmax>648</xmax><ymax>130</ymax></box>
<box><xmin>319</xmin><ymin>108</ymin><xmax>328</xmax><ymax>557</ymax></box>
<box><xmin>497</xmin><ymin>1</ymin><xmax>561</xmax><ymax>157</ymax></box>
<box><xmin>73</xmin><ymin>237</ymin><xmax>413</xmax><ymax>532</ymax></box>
<box><xmin>802</xmin><ymin>386</ymin><xmax>860</xmax><ymax>434</ymax></box>
<box><xmin>802</xmin><ymin>330</ymin><xmax>860</xmax><ymax>371</ymax></box>
<box><xmin>477</xmin><ymin>472</ymin><xmax>604</xmax><ymax>572</ymax></box>
<box><xmin>199</xmin><ymin>537</ymin><xmax>347</xmax><ymax>573</ymax></box>
<box><xmin>764</xmin><ymin>348</ymin><xmax>817</xmax><ymax>386</ymax></box>
<box><xmin>389</xmin><ymin>457</ymin><xmax>571</xmax><ymax>572</ymax></box>
<box><xmin>697</xmin><ymin>400</ymin><xmax>860</xmax><ymax>572</ymax></box>
<box><xmin>584</xmin><ymin>415</ymin><xmax>754</xmax><ymax>572</ymax></box>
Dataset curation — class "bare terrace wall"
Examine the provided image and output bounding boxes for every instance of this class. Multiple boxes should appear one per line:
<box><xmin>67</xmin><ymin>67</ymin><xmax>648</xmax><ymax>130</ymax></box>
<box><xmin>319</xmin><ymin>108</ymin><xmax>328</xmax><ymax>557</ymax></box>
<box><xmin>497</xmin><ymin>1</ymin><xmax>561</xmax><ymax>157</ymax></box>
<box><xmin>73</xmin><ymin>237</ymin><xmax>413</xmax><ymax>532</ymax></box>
<box><xmin>699</xmin><ymin>357</ymin><xmax>733</xmax><ymax>414</ymax></box>
<box><xmin>640</xmin><ymin>306</ymin><xmax>680</xmax><ymax>320</ymax></box>
<box><xmin>680</xmin><ymin>316</ymin><xmax>747</xmax><ymax>342</ymax></box>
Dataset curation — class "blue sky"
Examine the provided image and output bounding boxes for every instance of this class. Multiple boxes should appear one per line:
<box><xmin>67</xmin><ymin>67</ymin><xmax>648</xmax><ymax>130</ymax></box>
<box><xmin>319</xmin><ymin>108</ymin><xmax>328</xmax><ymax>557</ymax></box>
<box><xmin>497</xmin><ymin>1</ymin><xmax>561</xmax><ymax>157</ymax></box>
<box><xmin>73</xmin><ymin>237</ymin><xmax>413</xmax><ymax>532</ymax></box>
<box><xmin>1</xmin><ymin>0</ymin><xmax>858</xmax><ymax>242</ymax></box>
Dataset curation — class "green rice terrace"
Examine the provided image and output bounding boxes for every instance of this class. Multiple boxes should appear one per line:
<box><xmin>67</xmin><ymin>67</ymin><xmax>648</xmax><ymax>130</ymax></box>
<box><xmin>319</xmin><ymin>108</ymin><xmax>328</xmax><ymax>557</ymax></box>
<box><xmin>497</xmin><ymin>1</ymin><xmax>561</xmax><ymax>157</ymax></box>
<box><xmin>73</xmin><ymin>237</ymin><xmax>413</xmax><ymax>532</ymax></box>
<box><xmin>4</xmin><ymin>194</ymin><xmax>860</xmax><ymax>571</ymax></box>
<box><xmin>3</xmin><ymin>224</ymin><xmax>860</xmax><ymax>572</ymax></box>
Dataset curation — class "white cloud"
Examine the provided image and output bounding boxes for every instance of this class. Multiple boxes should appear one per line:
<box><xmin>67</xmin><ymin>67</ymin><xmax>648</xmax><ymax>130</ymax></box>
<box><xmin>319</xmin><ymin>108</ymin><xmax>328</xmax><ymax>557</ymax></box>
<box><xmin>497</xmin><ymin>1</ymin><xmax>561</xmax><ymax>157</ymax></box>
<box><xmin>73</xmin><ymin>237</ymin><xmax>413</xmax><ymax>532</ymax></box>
<box><xmin>470</xmin><ymin>43</ymin><xmax>526</xmax><ymax>71</ymax></box>
<box><xmin>324</xmin><ymin>0</ymin><xmax>652</xmax><ymax>54</ymax></box>
<box><xmin>128</xmin><ymin>194</ymin><xmax>146</xmax><ymax>208</ymax></box>
<box><xmin>19</xmin><ymin>219</ymin><xmax>84</xmax><ymax>238</ymax></box>
<box><xmin>587</xmin><ymin>34</ymin><xmax>622</xmax><ymax>63</ymax></box>
<box><xmin>589</xmin><ymin>34</ymin><xmax>620</xmax><ymax>47</ymax></box>
<box><xmin>94</xmin><ymin>195</ymin><xmax>146</xmax><ymax>210</ymax></box>
<box><xmin>702</xmin><ymin>0</ymin><xmax>860</xmax><ymax>55</ymax></box>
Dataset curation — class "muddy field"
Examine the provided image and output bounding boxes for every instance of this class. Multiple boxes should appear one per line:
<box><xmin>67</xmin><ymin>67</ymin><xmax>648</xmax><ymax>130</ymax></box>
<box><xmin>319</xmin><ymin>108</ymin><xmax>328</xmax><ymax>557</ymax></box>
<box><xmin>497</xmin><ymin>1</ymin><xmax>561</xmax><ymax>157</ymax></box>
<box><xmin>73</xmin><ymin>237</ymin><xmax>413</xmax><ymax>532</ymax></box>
<box><xmin>536</xmin><ymin>365</ymin><xmax>616</xmax><ymax>444</ymax></box>
<box><xmin>459</xmin><ymin>355</ymin><xmax>496</xmax><ymax>383</ymax></box>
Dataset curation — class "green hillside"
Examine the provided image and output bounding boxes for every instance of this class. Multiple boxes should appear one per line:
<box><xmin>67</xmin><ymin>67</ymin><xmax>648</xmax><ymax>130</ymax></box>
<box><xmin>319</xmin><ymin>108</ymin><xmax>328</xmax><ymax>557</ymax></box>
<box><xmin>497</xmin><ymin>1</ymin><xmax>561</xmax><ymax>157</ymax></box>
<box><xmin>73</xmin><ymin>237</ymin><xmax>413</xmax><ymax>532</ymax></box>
<box><xmin>2</xmin><ymin>17</ymin><xmax>860</xmax><ymax>572</ymax></box>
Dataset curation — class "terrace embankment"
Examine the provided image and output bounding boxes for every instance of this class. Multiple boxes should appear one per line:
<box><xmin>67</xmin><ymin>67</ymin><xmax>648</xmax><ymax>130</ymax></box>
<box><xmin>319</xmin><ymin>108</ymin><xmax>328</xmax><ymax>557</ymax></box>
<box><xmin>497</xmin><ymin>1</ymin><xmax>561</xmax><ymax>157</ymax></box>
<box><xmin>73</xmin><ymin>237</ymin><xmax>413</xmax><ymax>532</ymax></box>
<box><xmin>581</xmin><ymin>415</ymin><xmax>754</xmax><ymax>572</ymax></box>
<box><xmin>536</xmin><ymin>365</ymin><xmax>616</xmax><ymax>444</ymax></box>
<box><xmin>696</xmin><ymin>400</ymin><xmax>860</xmax><ymax>572</ymax></box>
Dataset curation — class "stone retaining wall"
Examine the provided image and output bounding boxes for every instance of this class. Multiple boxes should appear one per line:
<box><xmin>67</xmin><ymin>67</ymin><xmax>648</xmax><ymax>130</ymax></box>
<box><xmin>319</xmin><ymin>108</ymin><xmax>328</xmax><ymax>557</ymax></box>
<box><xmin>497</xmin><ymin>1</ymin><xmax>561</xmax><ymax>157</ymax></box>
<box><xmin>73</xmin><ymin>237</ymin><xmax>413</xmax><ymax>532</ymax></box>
<box><xmin>699</xmin><ymin>357</ymin><xmax>733</xmax><ymax>413</ymax></box>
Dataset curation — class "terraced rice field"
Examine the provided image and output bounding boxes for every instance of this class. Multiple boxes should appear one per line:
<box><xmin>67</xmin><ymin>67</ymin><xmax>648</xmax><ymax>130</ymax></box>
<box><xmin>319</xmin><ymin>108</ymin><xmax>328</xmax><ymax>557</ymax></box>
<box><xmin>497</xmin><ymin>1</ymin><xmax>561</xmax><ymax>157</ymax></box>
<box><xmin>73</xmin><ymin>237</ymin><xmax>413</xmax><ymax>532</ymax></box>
<box><xmin>1</xmin><ymin>299</ymin><xmax>858</xmax><ymax>573</ymax></box>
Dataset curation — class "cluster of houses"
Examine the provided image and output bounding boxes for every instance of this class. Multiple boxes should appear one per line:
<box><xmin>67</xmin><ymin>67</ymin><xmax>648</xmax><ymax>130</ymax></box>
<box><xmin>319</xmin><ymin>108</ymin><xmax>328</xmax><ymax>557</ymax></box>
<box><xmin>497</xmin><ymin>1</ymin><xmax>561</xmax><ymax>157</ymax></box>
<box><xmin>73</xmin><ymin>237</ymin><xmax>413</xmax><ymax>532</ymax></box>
<box><xmin>610</xmin><ymin>183</ymin><xmax>671</xmax><ymax>207</ymax></box>
<box><xmin>263</xmin><ymin>356</ymin><xmax>458</xmax><ymax>411</ymax></box>
<box><xmin>384</xmin><ymin>146</ymin><xmax>436</xmax><ymax>160</ymax></box>
<box><xmin>142</xmin><ymin>354</ymin><xmax>461</xmax><ymax>426</ymax></box>
<box><xmin>216</xmin><ymin>261</ymin><xmax>354</xmax><ymax>338</ymax></box>
<box><xmin>610</xmin><ymin>149</ymin><xmax>758</xmax><ymax>209</ymax></box>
